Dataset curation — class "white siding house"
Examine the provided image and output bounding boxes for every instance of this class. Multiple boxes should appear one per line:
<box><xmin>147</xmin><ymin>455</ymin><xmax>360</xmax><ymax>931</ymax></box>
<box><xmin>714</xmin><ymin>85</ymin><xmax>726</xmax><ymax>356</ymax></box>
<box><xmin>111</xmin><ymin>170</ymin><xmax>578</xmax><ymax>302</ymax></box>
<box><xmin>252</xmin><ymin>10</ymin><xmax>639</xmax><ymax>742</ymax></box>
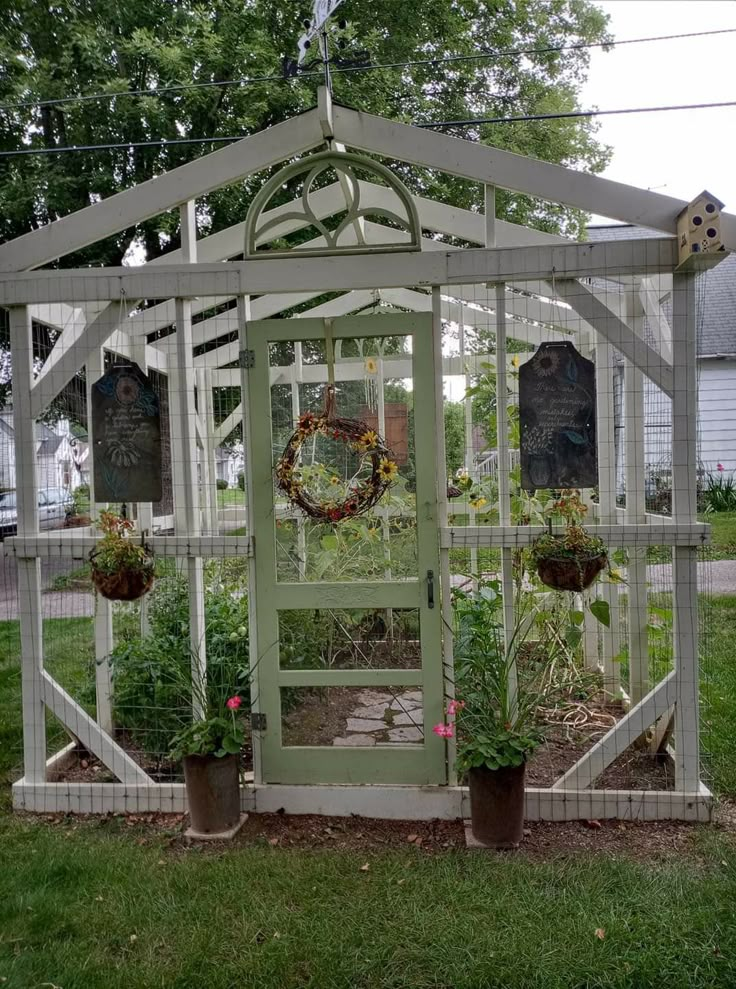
<box><xmin>0</xmin><ymin>411</ymin><xmax>81</xmax><ymax>493</ymax></box>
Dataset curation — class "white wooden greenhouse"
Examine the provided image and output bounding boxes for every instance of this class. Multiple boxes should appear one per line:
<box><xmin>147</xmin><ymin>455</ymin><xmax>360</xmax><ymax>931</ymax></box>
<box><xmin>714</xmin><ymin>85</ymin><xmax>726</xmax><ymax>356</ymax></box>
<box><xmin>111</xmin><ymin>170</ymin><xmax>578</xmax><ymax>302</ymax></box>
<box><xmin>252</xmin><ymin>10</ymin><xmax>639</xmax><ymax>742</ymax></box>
<box><xmin>2</xmin><ymin>88</ymin><xmax>732</xmax><ymax>822</ymax></box>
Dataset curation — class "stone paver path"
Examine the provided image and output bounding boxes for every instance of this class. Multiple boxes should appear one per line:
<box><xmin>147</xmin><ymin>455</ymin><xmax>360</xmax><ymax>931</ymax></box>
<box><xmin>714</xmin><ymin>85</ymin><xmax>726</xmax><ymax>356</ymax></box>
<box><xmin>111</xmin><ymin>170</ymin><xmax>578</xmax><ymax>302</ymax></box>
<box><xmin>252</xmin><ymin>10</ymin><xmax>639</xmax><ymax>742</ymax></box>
<box><xmin>332</xmin><ymin>689</ymin><xmax>425</xmax><ymax>747</ymax></box>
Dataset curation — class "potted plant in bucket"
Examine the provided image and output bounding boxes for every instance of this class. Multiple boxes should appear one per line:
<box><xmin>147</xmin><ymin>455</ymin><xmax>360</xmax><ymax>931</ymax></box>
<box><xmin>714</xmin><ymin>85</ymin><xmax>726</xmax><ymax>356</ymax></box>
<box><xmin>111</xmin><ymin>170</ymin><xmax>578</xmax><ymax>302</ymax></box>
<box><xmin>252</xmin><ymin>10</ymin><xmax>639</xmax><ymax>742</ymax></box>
<box><xmin>436</xmin><ymin>585</ymin><xmax>545</xmax><ymax>848</ymax></box>
<box><xmin>170</xmin><ymin>694</ymin><xmax>247</xmax><ymax>836</ymax></box>
<box><xmin>529</xmin><ymin>490</ymin><xmax>607</xmax><ymax>592</ymax></box>
<box><xmin>89</xmin><ymin>509</ymin><xmax>155</xmax><ymax>601</ymax></box>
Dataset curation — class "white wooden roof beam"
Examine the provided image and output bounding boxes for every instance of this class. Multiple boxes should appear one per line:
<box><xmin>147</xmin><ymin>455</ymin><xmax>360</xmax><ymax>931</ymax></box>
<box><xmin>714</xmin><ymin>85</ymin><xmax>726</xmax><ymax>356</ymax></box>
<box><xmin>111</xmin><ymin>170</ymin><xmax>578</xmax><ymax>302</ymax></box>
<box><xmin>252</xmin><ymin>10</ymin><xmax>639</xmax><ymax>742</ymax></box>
<box><xmin>331</xmin><ymin>102</ymin><xmax>736</xmax><ymax>250</ymax></box>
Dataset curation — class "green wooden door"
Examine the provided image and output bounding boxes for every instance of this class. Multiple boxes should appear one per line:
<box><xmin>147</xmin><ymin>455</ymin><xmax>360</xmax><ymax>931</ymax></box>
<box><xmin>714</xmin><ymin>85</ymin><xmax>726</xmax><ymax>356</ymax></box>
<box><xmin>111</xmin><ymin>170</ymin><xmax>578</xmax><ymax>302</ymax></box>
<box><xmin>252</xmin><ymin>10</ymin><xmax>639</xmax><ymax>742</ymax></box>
<box><xmin>245</xmin><ymin>314</ymin><xmax>446</xmax><ymax>785</ymax></box>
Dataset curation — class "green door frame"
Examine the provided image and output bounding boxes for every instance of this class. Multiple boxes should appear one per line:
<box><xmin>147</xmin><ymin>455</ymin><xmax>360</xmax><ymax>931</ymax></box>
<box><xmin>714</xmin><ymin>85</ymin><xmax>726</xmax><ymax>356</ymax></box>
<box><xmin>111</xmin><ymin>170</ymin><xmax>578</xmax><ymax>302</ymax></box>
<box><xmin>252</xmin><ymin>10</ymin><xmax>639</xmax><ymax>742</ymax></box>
<box><xmin>244</xmin><ymin>313</ymin><xmax>447</xmax><ymax>785</ymax></box>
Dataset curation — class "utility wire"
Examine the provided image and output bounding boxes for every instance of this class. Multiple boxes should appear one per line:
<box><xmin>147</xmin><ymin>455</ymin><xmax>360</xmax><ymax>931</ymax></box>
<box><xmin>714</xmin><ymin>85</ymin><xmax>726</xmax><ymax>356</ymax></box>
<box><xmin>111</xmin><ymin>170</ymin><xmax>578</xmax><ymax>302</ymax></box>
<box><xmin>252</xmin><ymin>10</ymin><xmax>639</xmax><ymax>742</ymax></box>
<box><xmin>419</xmin><ymin>98</ymin><xmax>736</xmax><ymax>129</ymax></box>
<box><xmin>0</xmin><ymin>97</ymin><xmax>734</xmax><ymax>158</ymax></box>
<box><xmin>0</xmin><ymin>26</ymin><xmax>734</xmax><ymax>114</ymax></box>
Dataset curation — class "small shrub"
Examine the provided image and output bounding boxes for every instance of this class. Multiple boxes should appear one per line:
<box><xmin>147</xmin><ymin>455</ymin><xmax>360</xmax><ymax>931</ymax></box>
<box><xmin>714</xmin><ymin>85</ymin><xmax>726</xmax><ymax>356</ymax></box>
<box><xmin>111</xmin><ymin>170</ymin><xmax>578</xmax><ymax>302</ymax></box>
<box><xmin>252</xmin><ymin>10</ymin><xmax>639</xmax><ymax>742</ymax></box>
<box><xmin>237</xmin><ymin>472</ymin><xmax>245</xmax><ymax>491</ymax></box>
<box><xmin>216</xmin><ymin>478</ymin><xmax>229</xmax><ymax>491</ymax></box>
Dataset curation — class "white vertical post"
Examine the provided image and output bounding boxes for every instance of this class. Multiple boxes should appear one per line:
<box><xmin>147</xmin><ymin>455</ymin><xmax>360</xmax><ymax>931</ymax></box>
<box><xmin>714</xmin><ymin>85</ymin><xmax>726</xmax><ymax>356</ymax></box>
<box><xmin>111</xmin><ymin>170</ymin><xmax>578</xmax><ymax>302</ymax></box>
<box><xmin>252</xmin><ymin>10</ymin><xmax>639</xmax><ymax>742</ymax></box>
<box><xmin>291</xmin><ymin>343</ymin><xmax>307</xmax><ymax>579</ymax></box>
<box><xmin>495</xmin><ymin>283</ymin><xmax>518</xmax><ymax>717</ymax></box>
<box><xmin>376</xmin><ymin>355</ymin><xmax>394</xmax><ymax>629</ymax></box>
<box><xmin>458</xmin><ymin>311</ymin><xmax>478</xmax><ymax>588</ymax></box>
<box><xmin>595</xmin><ymin>340</ymin><xmax>621</xmax><ymax>698</ymax></box>
<box><xmin>671</xmin><ymin>272</ymin><xmax>700</xmax><ymax>791</ymax></box>
<box><xmin>238</xmin><ymin>294</ymin><xmax>262</xmax><ymax>783</ymax></box>
<box><xmin>624</xmin><ymin>355</ymin><xmax>649</xmax><ymax>703</ymax></box>
<box><xmin>170</xmin><ymin>201</ymin><xmax>206</xmax><ymax>718</ymax></box>
<box><xmin>432</xmin><ymin>286</ymin><xmax>456</xmax><ymax>782</ymax></box>
<box><xmin>129</xmin><ymin>334</ymin><xmax>153</xmax><ymax>637</ymax></box>
<box><xmin>484</xmin><ymin>185</ymin><xmax>496</xmax><ymax>249</ymax></box>
<box><xmin>86</xmin><ymin>346</ymin><xmax>114</xmax><ymax>732</ymax></box>
<box><xmin>9</xmin><ymin>306</ymin><xmax>46</xmax><ymax>783</ymax></box>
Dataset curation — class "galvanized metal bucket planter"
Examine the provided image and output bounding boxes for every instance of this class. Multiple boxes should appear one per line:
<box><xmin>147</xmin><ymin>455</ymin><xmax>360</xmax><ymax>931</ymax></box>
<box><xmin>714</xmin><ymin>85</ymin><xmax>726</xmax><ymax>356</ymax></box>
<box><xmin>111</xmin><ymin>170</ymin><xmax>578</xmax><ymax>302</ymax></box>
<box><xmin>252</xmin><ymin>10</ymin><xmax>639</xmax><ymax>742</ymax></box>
<box><xmin>467</xmin><ymin>763</ymin><xmax>526</xmax><ymax>849</ymax></box>
<box><xmin>183</xmin><ymin>753</ymin><xmax>241</xmax><ymax>835</ymax></box>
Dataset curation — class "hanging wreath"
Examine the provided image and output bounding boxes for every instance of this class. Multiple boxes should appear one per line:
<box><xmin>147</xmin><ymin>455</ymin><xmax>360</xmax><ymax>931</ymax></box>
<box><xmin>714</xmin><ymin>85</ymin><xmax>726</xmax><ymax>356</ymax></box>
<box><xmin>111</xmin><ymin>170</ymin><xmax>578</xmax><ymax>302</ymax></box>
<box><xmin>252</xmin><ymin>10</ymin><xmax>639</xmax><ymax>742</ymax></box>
<box><xmin>275</xmin><ymin>386</ymin><xmax>398</xmax><ymax>523</ymax></box>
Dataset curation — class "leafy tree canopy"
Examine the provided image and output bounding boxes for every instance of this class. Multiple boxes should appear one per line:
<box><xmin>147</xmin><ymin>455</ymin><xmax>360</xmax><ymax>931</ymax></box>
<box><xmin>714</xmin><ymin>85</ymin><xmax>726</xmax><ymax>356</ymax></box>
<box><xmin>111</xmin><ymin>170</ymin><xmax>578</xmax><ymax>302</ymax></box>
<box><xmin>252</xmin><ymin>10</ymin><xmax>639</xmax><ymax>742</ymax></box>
<box><xmin>0</xmin><ymin>0</ymin><xmax>611</xmax><ymax>264</ymax></box>
<box><xmin>0</xmin><ymin>0</ymin><xmax>611</xmax><ymax>415</ymax></box>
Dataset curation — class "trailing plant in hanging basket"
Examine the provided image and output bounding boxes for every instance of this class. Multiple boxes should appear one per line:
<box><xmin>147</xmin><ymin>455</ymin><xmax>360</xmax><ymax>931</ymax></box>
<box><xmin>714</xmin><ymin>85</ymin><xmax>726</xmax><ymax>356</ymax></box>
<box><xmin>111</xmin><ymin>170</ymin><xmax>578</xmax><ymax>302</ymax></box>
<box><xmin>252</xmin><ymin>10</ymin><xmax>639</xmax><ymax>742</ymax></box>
<box><xmin>528</xmin><ymin>490</ymin><xmax>607</xmax><ymax>592</ymax></box>
<box><xmin>275</xmin><ymin>386</ymin><xmax>398</xmax><ymax>523</ymax></box>
<box><xmin>89</xmin><ymin>510</ymin><xmax>155</xmax><ymax>601</ymax></box>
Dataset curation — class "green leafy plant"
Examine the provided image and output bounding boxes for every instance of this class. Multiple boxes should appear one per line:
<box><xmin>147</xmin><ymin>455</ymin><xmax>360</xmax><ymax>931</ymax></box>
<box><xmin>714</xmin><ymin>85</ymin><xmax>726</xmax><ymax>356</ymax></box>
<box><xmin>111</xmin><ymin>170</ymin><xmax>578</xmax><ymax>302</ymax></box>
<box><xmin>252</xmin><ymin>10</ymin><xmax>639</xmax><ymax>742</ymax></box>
<box><xmin>109</xmin><ymin>572</ymin><xmax>251</xmax><ymax>764</ymax></box>
<box><xmin>703</xmin><ymin>466</ymin><xmax>736</xmax><ymax>514</ymax></box>
<box><xmin>169</xmin><ymin>696</ymin><xmax>246</xmax><ymax>761</ymax></box>
<box><xmin>437</xmin><ymin>584</ymin><xmax>545</xmax><ymax>774</ymax></box>
<box><xmin>90</xmin><ymin>510</ymin><xmax>153</xmax><ymax>576</ymax></box>
<box><xmin>528</xmin><ymin>490</ymin><xmax>607</xmax><ymax>591</ymax></box>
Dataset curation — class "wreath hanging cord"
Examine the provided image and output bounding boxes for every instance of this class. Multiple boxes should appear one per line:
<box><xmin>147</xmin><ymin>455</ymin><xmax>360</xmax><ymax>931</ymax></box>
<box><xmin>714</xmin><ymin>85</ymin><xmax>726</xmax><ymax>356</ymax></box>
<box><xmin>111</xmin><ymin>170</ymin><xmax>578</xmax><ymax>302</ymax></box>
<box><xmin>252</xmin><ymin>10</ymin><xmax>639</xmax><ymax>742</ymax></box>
<box><xmin>275</xmin><ymin>322</ymin><xmax>398</xmax><ymax>523</ymax></box>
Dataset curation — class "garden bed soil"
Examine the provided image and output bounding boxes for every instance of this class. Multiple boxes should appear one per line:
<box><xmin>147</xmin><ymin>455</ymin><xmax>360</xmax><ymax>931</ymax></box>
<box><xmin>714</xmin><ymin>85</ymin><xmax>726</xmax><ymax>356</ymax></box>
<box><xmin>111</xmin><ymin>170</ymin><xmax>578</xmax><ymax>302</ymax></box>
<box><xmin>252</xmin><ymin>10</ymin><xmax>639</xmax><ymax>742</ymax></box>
<box><xmin>27</xmin><ymin>806</ymin><xmax>736</xmax><ymax>863</ymax></box>
<box><xmin>48</xmin><ymin>734</ymin><xmax>254</xmax><ymax>785</ymax></box>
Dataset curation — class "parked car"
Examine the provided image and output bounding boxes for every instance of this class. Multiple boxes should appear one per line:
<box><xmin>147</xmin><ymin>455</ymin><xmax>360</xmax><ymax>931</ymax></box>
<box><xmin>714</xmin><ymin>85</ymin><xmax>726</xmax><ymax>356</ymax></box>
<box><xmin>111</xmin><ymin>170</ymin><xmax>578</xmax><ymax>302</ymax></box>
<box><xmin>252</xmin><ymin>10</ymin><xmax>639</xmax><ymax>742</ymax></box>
<box><xmin>0</xmin><ymin>487</ymin><xmax>75</xmax><ymax>537</ymax></box>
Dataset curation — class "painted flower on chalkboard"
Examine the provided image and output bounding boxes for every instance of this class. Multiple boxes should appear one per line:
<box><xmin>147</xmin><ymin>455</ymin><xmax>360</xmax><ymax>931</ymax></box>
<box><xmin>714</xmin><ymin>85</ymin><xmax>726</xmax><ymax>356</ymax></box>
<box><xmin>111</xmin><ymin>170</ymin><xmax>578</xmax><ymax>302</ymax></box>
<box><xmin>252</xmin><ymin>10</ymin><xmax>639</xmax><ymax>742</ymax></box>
<box><xmin>532</xmin><ymin>350</ymin><xmax>560</xmax><ymax>377</ymax></box>
<box><xmin>115</xmin><ymin>375</ymin><xmax>140</xmax><ymax>406</ymax></box>
<box><xmin>107</xmin><ymin>436</ymin><xmax>141</xmax><ymax>467</ymax></box>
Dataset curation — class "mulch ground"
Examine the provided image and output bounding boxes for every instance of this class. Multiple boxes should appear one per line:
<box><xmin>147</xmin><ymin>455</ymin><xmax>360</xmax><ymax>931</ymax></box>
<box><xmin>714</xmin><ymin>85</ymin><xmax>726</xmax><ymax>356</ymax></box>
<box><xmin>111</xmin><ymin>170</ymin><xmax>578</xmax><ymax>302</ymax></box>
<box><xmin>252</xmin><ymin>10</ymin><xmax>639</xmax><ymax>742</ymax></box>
<box><xmin>25</xmin><ymin>803</ymin><xmax>736</xmax><ymax>862</ymax></box>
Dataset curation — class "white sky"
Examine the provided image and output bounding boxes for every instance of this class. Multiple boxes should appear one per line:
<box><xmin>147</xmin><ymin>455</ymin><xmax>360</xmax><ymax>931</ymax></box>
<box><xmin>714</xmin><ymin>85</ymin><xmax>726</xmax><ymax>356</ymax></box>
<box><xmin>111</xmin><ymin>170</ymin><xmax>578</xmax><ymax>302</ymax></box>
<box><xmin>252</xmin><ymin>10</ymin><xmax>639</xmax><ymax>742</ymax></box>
<box><xmin>581</xmin><ymin>0</ymin><xmax>736</xmax><ymax>222</ymax></box>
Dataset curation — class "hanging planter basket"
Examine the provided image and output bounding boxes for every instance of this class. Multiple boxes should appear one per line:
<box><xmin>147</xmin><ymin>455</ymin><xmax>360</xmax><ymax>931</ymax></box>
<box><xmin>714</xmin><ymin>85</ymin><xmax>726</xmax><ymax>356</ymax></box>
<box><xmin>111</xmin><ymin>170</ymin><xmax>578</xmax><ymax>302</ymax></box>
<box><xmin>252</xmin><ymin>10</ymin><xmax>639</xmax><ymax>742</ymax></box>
<box><xmin>89</xmin><ymin>551</ymin><xmax>156</xmax><ymax>602</ymax></box>
<box><xmin>535</xmin><ymin>551</ymin><xmax>607</xmax><ymax>592</ymax></box>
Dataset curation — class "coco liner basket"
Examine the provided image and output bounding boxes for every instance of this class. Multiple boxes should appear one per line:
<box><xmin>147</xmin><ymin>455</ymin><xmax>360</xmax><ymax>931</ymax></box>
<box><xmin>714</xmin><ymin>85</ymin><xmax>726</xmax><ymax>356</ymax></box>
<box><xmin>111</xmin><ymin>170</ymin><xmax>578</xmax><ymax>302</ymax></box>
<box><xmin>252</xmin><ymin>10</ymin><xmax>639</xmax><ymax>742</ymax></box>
<box><xmin>89</xmin><ymin>551</ymin><xmax>155</xmax><ymax>602</ymax></box>
<box><xmin>535</xmin><ymin>551</ymin><xmax>607</xmax><ymax>592</ymax></box>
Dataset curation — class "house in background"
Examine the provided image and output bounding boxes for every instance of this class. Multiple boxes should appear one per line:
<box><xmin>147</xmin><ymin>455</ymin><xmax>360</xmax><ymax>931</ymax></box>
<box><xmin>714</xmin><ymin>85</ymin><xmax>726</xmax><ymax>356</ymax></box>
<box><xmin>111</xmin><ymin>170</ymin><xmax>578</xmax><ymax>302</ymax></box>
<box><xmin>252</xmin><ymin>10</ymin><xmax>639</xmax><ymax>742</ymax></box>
<box><xmin>0</xmin><ymin>411</ymin><xmax>81</xmax><ymax>493</ymax></box>
<box><xmin>585</xmin><ymin>225</ymin><xmax>736</xmax><ymax>496</ymax></box>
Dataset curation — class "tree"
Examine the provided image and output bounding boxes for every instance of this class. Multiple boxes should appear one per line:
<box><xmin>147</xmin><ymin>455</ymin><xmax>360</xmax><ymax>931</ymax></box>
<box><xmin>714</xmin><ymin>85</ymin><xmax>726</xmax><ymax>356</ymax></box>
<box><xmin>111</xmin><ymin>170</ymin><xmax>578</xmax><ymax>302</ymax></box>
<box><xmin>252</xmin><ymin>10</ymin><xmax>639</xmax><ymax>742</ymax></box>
<box><xmin>0</xmin><ymin>0</ymin><xmax>612</xmax><ymax>412</ymax></box>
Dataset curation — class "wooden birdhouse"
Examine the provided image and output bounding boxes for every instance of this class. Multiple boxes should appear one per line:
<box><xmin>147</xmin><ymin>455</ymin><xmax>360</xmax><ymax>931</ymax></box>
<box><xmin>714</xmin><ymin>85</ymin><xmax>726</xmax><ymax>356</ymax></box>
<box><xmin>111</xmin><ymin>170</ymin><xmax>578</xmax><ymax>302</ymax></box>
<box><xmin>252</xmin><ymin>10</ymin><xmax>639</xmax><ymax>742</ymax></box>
<box><xmin>676</xmin><ymin>190</ymin><xmax>726</xmax><ymax>270</ymax></box>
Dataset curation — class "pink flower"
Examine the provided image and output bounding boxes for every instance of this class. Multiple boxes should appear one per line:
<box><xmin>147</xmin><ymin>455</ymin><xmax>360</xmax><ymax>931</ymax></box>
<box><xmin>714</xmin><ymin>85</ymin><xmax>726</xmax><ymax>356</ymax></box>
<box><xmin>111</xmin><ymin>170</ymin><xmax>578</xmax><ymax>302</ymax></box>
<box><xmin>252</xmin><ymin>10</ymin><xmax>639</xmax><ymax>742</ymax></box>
<box><xmin>447</xmin><ymin>699</ymin><xmax>465</xmax><ymax>716</ymax></box>
<box><xmin>226</xmin><ymin>696</ymin><xmax>242</xmax><ymax>710</ymax></box>
<box><xmin>717</xmin><ymin>463</ymin><xmax>725</xmax><ymax>472</ymax></box>
<box><xmin>433</xmin><ymin>723</ymin><xmax>454</xmax><ymax>739</ymax></box>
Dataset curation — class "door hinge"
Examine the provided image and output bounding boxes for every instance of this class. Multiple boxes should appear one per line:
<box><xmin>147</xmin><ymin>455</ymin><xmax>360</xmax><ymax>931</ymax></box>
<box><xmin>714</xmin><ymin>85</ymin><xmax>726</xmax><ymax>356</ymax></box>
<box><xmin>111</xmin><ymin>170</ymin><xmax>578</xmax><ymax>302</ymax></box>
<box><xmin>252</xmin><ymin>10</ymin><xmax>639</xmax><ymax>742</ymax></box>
<box><xmin>251</xmin><ymin>712</ymin><xmax>267</xmax><ymax>731</ymax></box>
<box><xmin>239</xmin><ymin>349</ymin><xmax>255</xmax><ymax>369</ymax></box>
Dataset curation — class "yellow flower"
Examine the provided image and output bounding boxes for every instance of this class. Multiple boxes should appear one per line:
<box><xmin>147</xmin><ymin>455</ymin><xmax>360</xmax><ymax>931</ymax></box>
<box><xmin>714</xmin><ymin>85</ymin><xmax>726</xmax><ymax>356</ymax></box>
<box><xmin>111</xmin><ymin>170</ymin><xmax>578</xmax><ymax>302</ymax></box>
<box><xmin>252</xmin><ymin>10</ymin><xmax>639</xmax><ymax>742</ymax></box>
<box><xmin>330</xmin><ymin>475</ymin><xmax>340</xmax><ymax>486</ymax></box>
<box><xmin>364</xmin><ymin>357</ymin><xmax>378</xmax><ymax>374</ymax></box>
<box><xmin>511</xmin><ymin>354</ymin><xmax>520</xmax><ymax>369</ymax></box>
<box><xmin>470</xmin><ymin>496</ymin><xmax>488</xmax><ymax>510</ymax></box>
<box><xmin>378</xmin><ymin>458</ymin><xmax>398</xmax><ymax>482</ymax></box>
<box><xmin>359</xmin><ymin>429</ymin><xmax>378</xmax><ymax>450</ymax></box>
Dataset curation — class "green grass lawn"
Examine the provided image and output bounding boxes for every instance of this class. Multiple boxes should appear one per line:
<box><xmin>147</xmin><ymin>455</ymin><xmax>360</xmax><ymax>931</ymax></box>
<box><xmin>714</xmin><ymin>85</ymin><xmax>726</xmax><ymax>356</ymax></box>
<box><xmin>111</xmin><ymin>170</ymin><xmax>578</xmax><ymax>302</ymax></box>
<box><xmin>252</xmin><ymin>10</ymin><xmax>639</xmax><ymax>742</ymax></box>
<box><xmin>704</xmin><ymin>512</ymin><xmax>736</xmax><ymax>560</ymax></box>
<box><xmin>2</xmin><ymin>603</ymin><xmax>736</xmax><ymax>987</ymax></box>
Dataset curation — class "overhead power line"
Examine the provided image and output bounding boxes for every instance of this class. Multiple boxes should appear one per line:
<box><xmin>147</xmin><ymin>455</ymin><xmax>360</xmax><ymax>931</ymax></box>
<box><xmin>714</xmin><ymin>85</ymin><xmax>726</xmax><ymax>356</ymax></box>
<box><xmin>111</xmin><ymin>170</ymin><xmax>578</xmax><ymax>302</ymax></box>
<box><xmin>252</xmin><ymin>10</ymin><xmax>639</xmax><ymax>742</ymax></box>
<box><xmin>0</xmin><ymin>97</ymin><xmax>734</xmax><ymax>159</ymax></box>
<box><xmin>0</xmin><ymin>26</ymin><xmax>734</xmax><ymax>114</ymax></box>
<box><xmin>419</xmin><ymin>98</ymin><xmax>736</xmax><ymax>129</ymax></box>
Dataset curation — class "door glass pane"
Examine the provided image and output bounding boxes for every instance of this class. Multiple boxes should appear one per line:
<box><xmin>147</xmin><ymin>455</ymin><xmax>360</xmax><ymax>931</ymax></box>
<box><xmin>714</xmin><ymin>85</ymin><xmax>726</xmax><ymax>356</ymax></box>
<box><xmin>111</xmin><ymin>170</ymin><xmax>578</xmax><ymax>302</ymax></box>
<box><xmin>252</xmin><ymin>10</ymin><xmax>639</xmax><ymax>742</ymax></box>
<box><xmin>281</xmin><ymin>686</ymin><xmax>425</xmax><ymax>747</ymax></box>
<box><xmin>278</xmin><ymin>608</ymin><xmax>421</xmax><ymax>670</ymax></box>
<box><xmin>268</xmin><ymin>334</ymin><xmax>417</xmax><ymax>582</ymax></box>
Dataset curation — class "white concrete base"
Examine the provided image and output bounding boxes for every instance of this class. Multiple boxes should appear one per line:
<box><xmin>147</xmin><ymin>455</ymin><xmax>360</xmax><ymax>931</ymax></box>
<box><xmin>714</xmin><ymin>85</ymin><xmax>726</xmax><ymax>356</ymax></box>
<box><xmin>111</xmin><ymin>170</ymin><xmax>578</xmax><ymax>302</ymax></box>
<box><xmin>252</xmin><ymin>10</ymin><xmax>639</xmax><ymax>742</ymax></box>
<box><xmin>463</xmin><ymin>822</ymin><xmax>520</xmax><ymax>851</ymax></box>
<box><xmin>184</xmin><ymin>813</ymin><xmax>248</xmax><ymax>843</ymax></box>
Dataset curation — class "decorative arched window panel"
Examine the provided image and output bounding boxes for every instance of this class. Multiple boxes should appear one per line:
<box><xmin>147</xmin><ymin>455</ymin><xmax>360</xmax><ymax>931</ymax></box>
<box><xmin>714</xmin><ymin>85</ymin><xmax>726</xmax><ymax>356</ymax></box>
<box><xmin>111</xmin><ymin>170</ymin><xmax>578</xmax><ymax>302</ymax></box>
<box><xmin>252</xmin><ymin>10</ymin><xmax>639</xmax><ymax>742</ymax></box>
<box><xmin>244</xmin><ymin>151</ymin><xmax>422</xmax><ymax>258</ymax></box>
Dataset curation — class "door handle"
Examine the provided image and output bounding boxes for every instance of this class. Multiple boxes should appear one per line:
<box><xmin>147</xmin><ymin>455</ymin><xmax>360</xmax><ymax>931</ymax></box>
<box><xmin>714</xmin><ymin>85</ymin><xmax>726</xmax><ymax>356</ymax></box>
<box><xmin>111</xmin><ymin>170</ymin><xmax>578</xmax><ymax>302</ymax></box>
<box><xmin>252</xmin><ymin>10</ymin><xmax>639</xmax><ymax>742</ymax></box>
<box><xmin>427</xmin><ymin>570</ymin><xmax>435</xmax><ymax>609</ymax></box>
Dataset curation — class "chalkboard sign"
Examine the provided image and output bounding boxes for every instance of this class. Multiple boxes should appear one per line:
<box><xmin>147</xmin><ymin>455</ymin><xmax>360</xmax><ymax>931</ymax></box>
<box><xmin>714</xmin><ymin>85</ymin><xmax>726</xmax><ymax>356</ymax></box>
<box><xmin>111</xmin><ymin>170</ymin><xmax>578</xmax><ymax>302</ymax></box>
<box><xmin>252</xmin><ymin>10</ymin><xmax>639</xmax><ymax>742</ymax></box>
<box><xmin>91</xmin><ymin>363</ymin><xmax>162</xmax><ymax>502</ymax></box>
<box><xmin>519</xmin><ymin>342</ymin><xmax>597</xmax><ymax>491</ymax></box>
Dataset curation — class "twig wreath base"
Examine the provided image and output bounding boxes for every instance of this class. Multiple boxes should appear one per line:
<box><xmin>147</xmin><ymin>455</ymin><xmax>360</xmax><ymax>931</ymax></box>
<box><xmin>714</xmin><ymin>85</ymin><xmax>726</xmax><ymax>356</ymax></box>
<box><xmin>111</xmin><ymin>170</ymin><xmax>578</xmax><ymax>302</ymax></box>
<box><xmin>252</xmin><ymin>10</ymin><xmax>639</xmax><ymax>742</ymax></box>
<box><xmin>275</xmin><ymin>398</ymin><xmax>398</xmax><ymax>524</ymax></box>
